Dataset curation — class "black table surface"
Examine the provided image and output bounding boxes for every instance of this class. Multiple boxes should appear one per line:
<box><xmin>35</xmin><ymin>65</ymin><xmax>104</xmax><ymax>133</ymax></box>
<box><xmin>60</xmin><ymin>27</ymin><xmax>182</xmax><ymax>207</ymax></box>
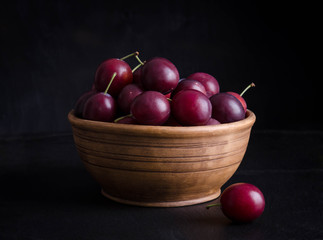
<box><xmin>1</xmin><ymin>130</ymin><xmax>322</xmax><ymax>240</ymax></box>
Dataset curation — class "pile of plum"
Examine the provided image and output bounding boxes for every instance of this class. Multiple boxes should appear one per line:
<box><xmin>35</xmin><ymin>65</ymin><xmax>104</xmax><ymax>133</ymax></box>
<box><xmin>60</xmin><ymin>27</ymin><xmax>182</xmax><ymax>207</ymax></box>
<box><xmin>74</xmin><ymin>51</ymin><xmax>254</xmax><ymax>126</ymax></box>
<box><xmin>74</xmin><ymin>52</ymin><xmax>265</xmax><ymax>223</ymax></box>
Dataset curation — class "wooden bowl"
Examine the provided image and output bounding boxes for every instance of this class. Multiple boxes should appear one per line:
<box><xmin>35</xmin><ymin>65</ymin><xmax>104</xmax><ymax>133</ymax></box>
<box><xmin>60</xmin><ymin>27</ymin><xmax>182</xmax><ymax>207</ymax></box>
<box><xmin>68</xmin><ymin>110</ymin><xmax>256</xmax><ymax>207</ymax></box>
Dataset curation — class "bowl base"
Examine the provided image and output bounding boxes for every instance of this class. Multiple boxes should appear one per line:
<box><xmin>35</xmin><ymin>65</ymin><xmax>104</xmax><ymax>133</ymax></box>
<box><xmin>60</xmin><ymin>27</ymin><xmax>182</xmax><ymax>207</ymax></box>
<box><xmin>101</xmin><ymin>189</ymin><xmax>221</xmax><ymax>207</ymax></box>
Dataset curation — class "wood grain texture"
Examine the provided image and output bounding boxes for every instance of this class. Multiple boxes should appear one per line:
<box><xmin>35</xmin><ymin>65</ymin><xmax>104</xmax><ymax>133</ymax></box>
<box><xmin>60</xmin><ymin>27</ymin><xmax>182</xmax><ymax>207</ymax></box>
<box><xmin>68</xmin><ymin>110</ymin><xmax>256</xmax><ymax>207</ymax></box>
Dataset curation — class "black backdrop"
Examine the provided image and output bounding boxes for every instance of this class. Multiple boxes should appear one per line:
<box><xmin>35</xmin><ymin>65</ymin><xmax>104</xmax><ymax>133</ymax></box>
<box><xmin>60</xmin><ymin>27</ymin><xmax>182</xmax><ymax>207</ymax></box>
<box><xmin>0</xmin><ymin>0</ymin><xmax>320</xmax><ymax>138</ymax></box>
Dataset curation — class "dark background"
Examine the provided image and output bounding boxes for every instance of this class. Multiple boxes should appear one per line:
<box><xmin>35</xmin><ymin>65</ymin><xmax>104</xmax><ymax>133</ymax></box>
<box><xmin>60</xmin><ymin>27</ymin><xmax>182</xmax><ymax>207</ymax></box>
<box><xmin>0</xmin><ymin>0</ymin><xmax>320</xmax><ymax>138</ymax></box>
<box><xmin>1</xmin><ymin>1</ymin><xmax>322</xmax><ymax>239</ymax></box>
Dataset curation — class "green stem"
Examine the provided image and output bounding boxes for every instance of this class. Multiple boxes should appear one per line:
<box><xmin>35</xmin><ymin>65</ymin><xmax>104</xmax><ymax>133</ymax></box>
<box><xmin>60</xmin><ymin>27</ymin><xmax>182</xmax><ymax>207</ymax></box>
<box><xmin>132</xmin><ymin>62</ymin><xmax>145</xmax><ymax>73</ymax></box>
<box><xmin>135</xmin><ymin>55</ymin><xmax>145</xmax><ymax>65</ymax></box>
<box><xmin>120</xmin><ymin>51</ymin><xmax>139</xmax><ymax>61</ymax></box>
<box><xmin>114</xmin><ymin>114</ymin><xmax>133</xmax><ymax>123</ymax></box>
<box><xmin>240</xmin><ymin>82</ymin><xmax>255</xmax><ymax>97</ymax></box>
<box><xmin>104</xmin><ymin>72</ymin><xmax>117</xmax><ymax>94</ymax></box>
<box><xmin>167</xmin><ymin>98</ymin><xmax>172</xmax><ymax>102</ymax></box>
<box><xmin>206</xmin><ymin>203</ymin><xmax>221</xmax><ymax>209</ymax></box>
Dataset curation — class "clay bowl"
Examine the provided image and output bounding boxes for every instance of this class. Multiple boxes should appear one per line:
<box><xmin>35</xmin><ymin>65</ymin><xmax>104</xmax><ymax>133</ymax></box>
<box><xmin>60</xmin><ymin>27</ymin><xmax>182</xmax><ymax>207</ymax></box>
<box><xmin>68</xmin><ymin>110</ymin><xmax>256</xmax><ymax>207</ymax></box>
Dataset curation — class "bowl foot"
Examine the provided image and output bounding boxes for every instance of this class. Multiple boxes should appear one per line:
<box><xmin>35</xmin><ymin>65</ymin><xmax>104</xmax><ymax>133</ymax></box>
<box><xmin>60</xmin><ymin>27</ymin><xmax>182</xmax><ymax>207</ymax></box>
<box><xmin>101</xmin><ymin>189</ymin><xmax>221</xmax><ymax>207</ymax></box>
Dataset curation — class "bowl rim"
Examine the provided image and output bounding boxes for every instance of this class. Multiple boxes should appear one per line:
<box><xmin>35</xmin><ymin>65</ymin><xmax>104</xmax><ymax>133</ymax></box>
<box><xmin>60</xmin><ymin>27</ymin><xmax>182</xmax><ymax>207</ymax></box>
<box><xmin>68</xmin><ymin>109</ymin><xmax>256</xmax><ymax>138</ymax></box>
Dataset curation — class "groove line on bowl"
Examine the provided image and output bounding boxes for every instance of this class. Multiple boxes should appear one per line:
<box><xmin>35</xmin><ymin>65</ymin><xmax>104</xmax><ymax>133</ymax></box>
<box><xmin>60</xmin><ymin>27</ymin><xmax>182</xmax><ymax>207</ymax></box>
<box><xmin>72</xmin><ymin>130</ymin><xmax>250</xmax><ymax>149</ymax></box>
<box><xmin>81</xmin><ymin>158</ymin><xmax>243</xmax><ymax>173</ymax></box>
<box><xmin>75</xmin><ymin>142</ymin><xmax>248</xmax><ymax>163</ymax></box>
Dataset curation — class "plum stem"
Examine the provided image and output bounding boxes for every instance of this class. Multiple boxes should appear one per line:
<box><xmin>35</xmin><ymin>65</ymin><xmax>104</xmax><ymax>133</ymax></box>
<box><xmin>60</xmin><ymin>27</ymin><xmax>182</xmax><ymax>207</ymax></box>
<box><xmin>120</xmin><ymin>51</ymin><xmax>139</xmax><ymax>61</ymax></box>
<box><xmin>132</xmin><ymin>61</ymin><xmax>146</xmax><ymax>73</ymax></box>
<box><xmin>114</xmin><ymin>114</ymin><xmax>132</xmax><ymax>123</ymax></box>
<box><xmin>104</xmin><ymin>72</ymin><xmax>117</xmax><ymax>95</ymax></box>
<box><xmin>240</xmin><ymin>82</ymin><xmax>255</xmax><ymax>97</ymax></box>
<box><xmin>135</xmin><ymin>55</ymin><xmax>145</xmax><ymax>65</ymax></box>
<box><xmin>206</xmin><ymin>203</ymin><xmax>221</xmax><ymax>209</ymax></box>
